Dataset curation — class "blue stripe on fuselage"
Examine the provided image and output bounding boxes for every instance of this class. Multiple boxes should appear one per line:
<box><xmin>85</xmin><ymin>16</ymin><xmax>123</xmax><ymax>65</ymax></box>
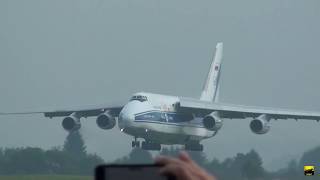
<box><xmin>134</xmin><ymin>120</ymin><xmax>205</xmax><ymax>128</ymax></box>
<box><xmin>134</xmin><ymin>110</ymin><xmax>205</xmax><ymax>128</ymax></box>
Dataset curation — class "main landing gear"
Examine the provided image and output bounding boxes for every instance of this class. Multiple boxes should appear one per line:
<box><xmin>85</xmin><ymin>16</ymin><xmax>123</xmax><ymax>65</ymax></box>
<box><xmin>141</xmin><ymin>141</ymin><xmax>161</xmax><ymax>151</ymax></box>
<box><xmin>132</xmin><ymin>137</ymin><xmax>161</xmax><ymax>150</ymax></box>
<box><xmin>132</xmin><ymin>137</ymin><xmax>140</xmax><ymax>148</ymax></box>
<box><xmin>132</xmin><ymin>140</ymin><xmax>161</xmax><ymax>150</ymax></box>
<box><xmin>185</xmin><ymin>142</ymin><xmax>204</xmax><ymax>151</ymax></box>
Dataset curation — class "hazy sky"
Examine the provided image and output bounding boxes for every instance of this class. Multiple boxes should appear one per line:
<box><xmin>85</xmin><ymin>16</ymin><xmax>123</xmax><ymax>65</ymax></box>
<box><xmin>0</xmin><ymin>0</ymin><xmax>320</xmax><ymax>171</ymax></box>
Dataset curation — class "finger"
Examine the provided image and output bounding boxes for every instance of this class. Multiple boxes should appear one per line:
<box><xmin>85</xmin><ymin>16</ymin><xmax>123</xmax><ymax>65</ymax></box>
<box><xmin>159</xmin><ymin>164</ymin><xmax>194</xmax><ymax>180</ymax></box>
<box><xmin>178</xmin><ymin>152</ymin><xmax>210</xmax><ymax>176</ymax></box>
<box><xmin>178</xmin><ymin>151</ymin><xmax>193</xmax><ymax>163</ymax></box>
<box><xmin>179</xmin><ymin>152</ymin><xmax>200</xmax><ymax>169</ymax></box>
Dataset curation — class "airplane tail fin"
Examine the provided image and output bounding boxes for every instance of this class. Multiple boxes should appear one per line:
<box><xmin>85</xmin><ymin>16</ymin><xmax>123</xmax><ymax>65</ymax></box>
<box><xmin>200</xmin><ymin>42</ymin><xmax>223</xmax><ymax>102</ymax></box>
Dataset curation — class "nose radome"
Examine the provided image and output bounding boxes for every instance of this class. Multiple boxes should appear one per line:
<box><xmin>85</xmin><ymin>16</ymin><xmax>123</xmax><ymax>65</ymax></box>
<box><xmin>118</xmin><ymin>100</ymin><xmax>152</xmax><ymax>129</ymax></box>
<box><xmin>119</xmin><ymin>109</ymin><xmax>134</xmax><ymax>122</ymax></box>
<box><xmin>118</xmin><ymin>102</ymin><xmax>137</xmax><ymax>127</ymax></box>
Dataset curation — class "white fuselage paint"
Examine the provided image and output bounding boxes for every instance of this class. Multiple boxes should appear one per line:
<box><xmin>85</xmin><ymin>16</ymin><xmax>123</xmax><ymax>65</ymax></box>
<box><xmin>118</xmin><ymin>92</ymin><xmax>215</xmax><ymax>145</ymax></box>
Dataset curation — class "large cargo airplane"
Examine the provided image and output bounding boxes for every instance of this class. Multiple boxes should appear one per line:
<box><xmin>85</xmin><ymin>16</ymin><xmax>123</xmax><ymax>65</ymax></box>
<box><xmin>1</xmin><ymin>42</ymin><xmax>320</xmax><ymax>151</ymax></box>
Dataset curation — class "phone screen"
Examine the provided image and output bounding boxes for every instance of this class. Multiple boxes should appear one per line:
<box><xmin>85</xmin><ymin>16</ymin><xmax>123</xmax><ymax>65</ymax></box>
<box><xmin>95</xmin><ymin>164</ymin><xmax>171</xmax><ymax>180</ymax></box>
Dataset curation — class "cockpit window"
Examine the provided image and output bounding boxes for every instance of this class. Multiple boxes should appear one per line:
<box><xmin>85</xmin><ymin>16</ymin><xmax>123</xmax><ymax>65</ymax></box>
<box><xmin>130</xmin><ymin>95</ymin><xmax>148</xmax><ymax>102</ymax></box>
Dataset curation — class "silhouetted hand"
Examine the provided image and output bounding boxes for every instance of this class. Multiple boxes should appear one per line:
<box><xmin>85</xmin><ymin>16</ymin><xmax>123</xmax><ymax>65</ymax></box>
<box><xmin>155</xmin><ymin>151</ymin><xmax>217</xmax><ymax>180</ymax></box>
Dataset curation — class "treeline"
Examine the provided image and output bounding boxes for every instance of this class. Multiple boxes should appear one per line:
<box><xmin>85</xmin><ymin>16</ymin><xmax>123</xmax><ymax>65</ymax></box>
<box><xmin>1</xmin><ymin>132</ymin><xmax>320</xmax><ymax>180</ymax></box>
<box><xmin>0</xmin><ymin>132</ymin><xmax>103</xmax><ymax>175</ymax></box>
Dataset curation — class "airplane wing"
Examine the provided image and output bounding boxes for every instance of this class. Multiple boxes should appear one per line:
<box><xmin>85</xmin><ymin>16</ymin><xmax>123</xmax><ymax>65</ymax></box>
<box><xmin>178</xmin><ymin>97</ymin><xmax>320</xmax><ymax>120</ymax></box>
<box><xmin>0</xmin><ymin>101</ymin><xmax>124</xmax><ymax>118</ymax></box>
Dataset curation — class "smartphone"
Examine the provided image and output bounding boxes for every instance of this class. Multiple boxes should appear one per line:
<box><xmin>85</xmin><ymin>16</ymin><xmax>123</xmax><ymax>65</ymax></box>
<box><xmin>95</xmin><ymin>164</ymin><xmax>175</xmax><ymax>180</ymax></box>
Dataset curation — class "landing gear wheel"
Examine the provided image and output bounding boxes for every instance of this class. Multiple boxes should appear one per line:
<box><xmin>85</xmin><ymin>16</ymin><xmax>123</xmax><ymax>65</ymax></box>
<box><xmin>185</xmin><ymin>142</ymin><xmax>203</xmax><ymax>151</ymax></box>
<box><xmin>199</xmin><ymin>144</ymin><xmax>204</xmax><ymax>151</ymax></box>
<box><xmin>141</xmin><ymin>141</ymin><xmax>161</xmax><ymax>151</ymax></box>
<box><xmin>132</xmin><ymin>140</ymin><xmax>140</xmax><ymax>148</ymax></box>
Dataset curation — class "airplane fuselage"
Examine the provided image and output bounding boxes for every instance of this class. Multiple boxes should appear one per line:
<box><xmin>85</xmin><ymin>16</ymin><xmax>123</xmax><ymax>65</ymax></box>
<box><xmin>118</xmin><ymin>92</ymin><xmax>215</xmax><ymax>145</ymax></box>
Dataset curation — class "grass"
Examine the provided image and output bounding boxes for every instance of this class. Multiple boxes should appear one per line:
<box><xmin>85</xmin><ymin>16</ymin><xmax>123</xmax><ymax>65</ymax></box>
<box><xmin>0</xmin><ymin>175</ymin><xmax>92</xmax><ymax>180</ymax></box>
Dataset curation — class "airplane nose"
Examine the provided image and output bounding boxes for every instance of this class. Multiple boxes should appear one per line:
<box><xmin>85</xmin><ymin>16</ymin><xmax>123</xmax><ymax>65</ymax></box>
<box><xmin>119</xmin><ymin>110</ymin><xmax>133</xmax><ymax>123</ymax></box>
<box><xmin>118</xmin><ymin>100</ymin><xmax>151</xmax><ymax>130</ymax></box>
<box><xmin>118</xmin><ymin>102</ymin><xmax>136</xmax><ymax>128</ymax></box>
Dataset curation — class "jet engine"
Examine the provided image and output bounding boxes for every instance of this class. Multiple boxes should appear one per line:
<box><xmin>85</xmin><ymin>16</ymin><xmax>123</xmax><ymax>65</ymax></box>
<box><xmin>250</xmin><ymin>114</ymin><xmax>270</xmax><ymax>134</ymax></box>
<box><xmin>62</xmin><ymin>113</ymin><xmax>81</xmax><ymax>131</ymax></box>
<box><xmin>203</xmin><ymin>111</ymin><xmax>223</xmax><ymax>131</ymax></box>
<box><xmin>96</xmin><ymin>112</ymin><xmax>116</xmax><ymax>130</ymax></box>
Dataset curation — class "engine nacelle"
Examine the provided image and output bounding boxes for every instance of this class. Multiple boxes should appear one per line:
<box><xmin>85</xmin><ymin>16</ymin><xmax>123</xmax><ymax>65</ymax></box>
<box><xmin>250</xmin><ymin>114</ymin><xmax>270</xmax><ymax>134</ymax></box>
<box><xmin>62</xmin><ymin>113</ymin><xmax>81</xmax><ymax>132</ymax></box>
<box><xmin>203</xmin><ymin>111</ymin><xmax>223</xmax><ymax>131</ymax></box>
<box><xmin>96</xmin><ymin>112</ymin><xmax>116</xmax><ymax>130</ymax></box>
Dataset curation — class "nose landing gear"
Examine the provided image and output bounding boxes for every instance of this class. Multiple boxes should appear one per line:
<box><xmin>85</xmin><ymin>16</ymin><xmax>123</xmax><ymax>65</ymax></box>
<box><xmin>132</xmin><ymin>141</ymin><xmax>140</xmax><ymax>148</ymax></box>
<box><xmin>132</xmin><ymin>137</ymin><xmax>140</xmax><ymax>148</ymax></box>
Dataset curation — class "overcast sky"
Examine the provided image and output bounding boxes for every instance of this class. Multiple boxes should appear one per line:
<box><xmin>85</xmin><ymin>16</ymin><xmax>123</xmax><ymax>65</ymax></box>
<box><xmin>0</xmin><ymin>0</ymin><xmax>320</xmax><ymax>171</ymax></box>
